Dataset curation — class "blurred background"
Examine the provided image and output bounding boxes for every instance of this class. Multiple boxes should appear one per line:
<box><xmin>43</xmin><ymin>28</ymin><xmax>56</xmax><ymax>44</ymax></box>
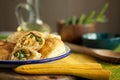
<box><xmin>0</xmin><ymin>0</ymin><xmax>120</xmax><ymax>33</ymax></box>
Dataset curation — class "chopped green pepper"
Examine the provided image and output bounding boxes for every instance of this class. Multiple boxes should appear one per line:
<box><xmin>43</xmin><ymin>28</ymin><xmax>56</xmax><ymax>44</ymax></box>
<box><xmin>14</xmin><ymin>50</ymin><xmax>26</xmax><ymax>60</ymax></box>
<box><xmin>29</xmin><ymin>34</ymin><xmax>34</xmax><ymax>38</ymax></box>
<box><xmin>36</xmin><ymin>37</ymin><xmax>42</xmax><ymax>43</ymax></box>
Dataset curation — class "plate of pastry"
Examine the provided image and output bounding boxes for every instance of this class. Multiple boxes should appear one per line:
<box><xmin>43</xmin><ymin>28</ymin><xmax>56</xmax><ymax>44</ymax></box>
<box><xmin>0</xmin><ymin>31</ymin><xmax>71</xmax><ymax>68</ymax></box>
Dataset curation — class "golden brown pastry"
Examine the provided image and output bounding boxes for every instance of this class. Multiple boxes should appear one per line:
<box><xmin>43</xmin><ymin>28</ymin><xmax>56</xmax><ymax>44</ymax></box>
<box><xmin>15</xmin><ymin>31</ymin><xmax>45</xmax><ymax>50</ymax></box>
<box><xmin>39</xmin><ymin>37</ymin><xmax>66</xmax><ymax>59</ymax></box>
<box><xmin>1</xmin><ymin>31</ymin><xmax>66</xmax><ymax>60</ymax></box>
<box><xmin>47</xmin><ymin>34</ymin><xmax>61</xmax><ymax>39</ymax></box>
<box><xmin>0</xmin><ymin>41</ymin><xmax>15</xmax><ymax>60</ymax></box>
<box><xmin>10</xmin><ymin>46</ymin><xmax>41</xmax><ymax>60</ymax></box>
<box><xmin>6</xmin><ymin>31</ymin><xmax>26</xmax><ymax>43</ymax></box>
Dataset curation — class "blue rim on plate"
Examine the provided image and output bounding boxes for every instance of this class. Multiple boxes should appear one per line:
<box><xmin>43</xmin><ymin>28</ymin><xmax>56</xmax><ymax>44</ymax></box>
<box><xmin>0</xmin><ymin>46</ymin><xmax>71</xmax><ymax>65</ymax></box>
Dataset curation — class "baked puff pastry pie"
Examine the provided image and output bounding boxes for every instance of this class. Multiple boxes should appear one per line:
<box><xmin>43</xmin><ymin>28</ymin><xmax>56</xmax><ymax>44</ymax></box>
<box><xmin>6</xmin><ymin>31</ymin><xmax>26</xmax><ymax>43</ymax></box>
<box><xmin>10</xmin><ymin>47</ymin><xmax>41</xmax><ymax>60</ymax></box>
<box><xmin>39</xmin><ymin>36</ymin><xmax>66</xmax><ymax>59</ymax></box>
<box><xmin>0</xmin><ymin>41</ymin><xmax>15</xmax><ymax>60</ymax></box>
<box><xmin>15</xmin><ymin>31</ymin><xmax>45</xmax><ymax>51</ymax></box>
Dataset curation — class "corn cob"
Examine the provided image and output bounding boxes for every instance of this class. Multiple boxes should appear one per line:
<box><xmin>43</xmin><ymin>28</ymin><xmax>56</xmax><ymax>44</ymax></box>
<box><xmin>15</xmin><ymin>63</ymin><xmax>110</xmax><ymax>80</ymax></box>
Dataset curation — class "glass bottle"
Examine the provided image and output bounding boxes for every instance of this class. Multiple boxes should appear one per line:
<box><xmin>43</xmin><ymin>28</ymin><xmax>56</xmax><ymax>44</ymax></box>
<box><xmin>16</xmin><ymin>0</ymin><xmax>51</xmax><ymax>33</ymax></box>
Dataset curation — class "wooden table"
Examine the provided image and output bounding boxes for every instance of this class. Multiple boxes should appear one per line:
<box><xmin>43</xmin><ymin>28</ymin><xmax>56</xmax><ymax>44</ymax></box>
<box><xmin>0</xmin><ymin>68</ymin><xmax>89</xmax><ymax>80</ymax></box>
<box><xmin>0</xmin><ymin>42</ymin><xmax>96</xmax><ymax>80</ymax></box>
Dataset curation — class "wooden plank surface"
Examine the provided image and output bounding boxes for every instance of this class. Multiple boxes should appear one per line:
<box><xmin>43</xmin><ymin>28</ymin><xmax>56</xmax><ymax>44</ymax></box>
<box><xmin>0</xmin><ymin>68</ymin><xmax>76</xmax><ymax>80</ymax></box>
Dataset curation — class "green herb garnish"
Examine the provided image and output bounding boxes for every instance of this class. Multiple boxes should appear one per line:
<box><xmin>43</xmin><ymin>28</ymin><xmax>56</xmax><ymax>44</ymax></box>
<box><xmin>65</xmin><ymin>3</ymin><xmax>109</xmax><ymax>25</ymax></box>
<box><xmin>78</xmin><ymin>14</ymin><xmax>87</xmax><ymax>24</ymax></box>
<box><xmin>30</xmin><ymin>34</ymin><xmax>34</xmax><ymax>38</ymax></box>
<box><xmin>95</xmin><ymin>3</ymin><xmax>109</xmax><ymax>23</ymax></box>
<box><xmin>14</xmin><ymin>50</ymin><xmax>25</xmax><ymax>60</ymax></box>
<box><xmin>36</xmin><ymin>37</ymin><xmax>42</xmax><ymax>43</ymax></box>
<box><xmin>71</xmin><ymin>16</ymin><xmax>77</xmax><ymax>25</ymax></box>
<box><xmin>85</xmin><ymin>11</ymin><xmax>96</xmax><ymax>24</ymax></box>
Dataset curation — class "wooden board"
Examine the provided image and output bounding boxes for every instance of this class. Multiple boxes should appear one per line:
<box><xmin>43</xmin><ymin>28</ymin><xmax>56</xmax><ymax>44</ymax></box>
<box><xmin>0</xmin><ymin>68</ymin><xmax>90</xmax><ymax>80</ymax></box>
<box><xmin>0</xmin><ymin>69</ymin><xmax>81</xmax><ymax>80</ymax></box>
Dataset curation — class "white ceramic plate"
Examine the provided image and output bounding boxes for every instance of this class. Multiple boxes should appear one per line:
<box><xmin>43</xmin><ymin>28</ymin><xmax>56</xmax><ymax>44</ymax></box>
<box><xmin>0</xmin><ymin>46</ymin><xmax>71</xmax><ymax>68</ymax></box>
